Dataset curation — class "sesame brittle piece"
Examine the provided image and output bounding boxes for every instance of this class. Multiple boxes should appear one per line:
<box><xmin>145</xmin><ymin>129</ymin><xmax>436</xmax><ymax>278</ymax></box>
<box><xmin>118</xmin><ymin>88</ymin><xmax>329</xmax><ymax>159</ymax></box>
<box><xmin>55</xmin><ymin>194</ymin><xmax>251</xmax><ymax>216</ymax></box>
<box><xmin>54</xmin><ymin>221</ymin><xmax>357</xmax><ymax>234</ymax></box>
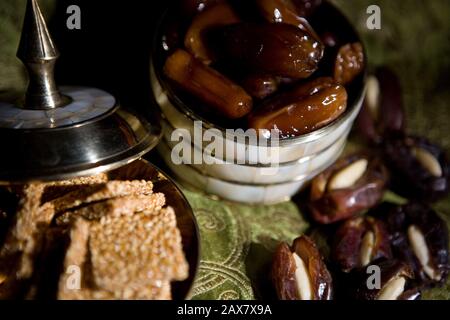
<box><xmin>58</xmin><ymin>217</ymin><xmax>173</xmax><ymax>300</ymax></box>
<box><xmin>58</xmin><ymin>281</ymin><xmax>172</xmax><ymax>300</ymax></box>
<box><xmin>42</xmin><ymin>173</ymin><xmax>109</xmax><ymax>203</ymax></box>
<box><xmin>57</xmin><ymin>219</ymin><xmax>90</xmax><ymax>300</ymax></box>
<box><xmin>55</xmin><ymin>193</ymin><xmax>166</xmax><ymax>226</ymax></box>
<box><xmin>112</xmin><ymin>280</ymin><xmax>172</xmax><ymax>300</ymax></box>
<box><xmin>89</xmin><ymin>206</ymin><xmax>188</xmax><ymax>293</ymax></box>
<box><xmin>2</xmin><ymin>184</ymin><xmax>46</xmax><ymax>253</ymax></box>
<box><xmin>0</xmin><ymin>183</ymin><xmax>56</xmax><ymax>292</ymax></box>
<box><xmin>39</xmin><ymin>180</ymin><xmax>154</xmax><ymax>220</ymax></box>
<box><xmin>0</xmin><ymin>184</ymin><xmax>49</xmax><ymax>279</ymax></box>
<box><xmin>45</xmin><ymin>174</ymin><xmax>109</xmax><ymax>187</ymax></box>
<box><xmin>24</xmin><ymin>226</ymin><xmax>69</xmax><ymax>299</ymax></box>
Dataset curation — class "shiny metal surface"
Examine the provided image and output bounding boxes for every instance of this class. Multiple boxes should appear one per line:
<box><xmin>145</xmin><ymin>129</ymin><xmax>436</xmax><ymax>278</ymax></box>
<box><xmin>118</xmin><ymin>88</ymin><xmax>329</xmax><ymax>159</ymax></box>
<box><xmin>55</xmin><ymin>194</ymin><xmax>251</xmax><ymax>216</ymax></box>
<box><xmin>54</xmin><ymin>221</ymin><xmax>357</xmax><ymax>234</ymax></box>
<box><xmin>0</xmin><ymin>87</ymin><xmax>117</xmax><ymax>129</ymax></box>
<box><xmin>17</xmin><ymin>0</ymin><xmax>70</xmax><ymax>110</ymax></box>
<box><xmin>0</xmin><ymin>104</ymin><xmax>162</xmax><ymax>184</ymax></box>
<box><xmin>0</xmin><ymin>0</ymin><xmax>162</xmax><ymax>183</ymax></box>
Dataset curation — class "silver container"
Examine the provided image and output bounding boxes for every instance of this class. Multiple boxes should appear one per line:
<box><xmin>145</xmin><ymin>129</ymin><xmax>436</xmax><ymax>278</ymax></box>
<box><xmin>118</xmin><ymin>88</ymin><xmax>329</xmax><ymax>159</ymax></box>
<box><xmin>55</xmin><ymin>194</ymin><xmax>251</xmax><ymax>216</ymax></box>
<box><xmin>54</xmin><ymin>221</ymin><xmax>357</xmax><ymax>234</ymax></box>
<box><xmin>151</xmin><ymin>1</ymin><xmax>367</xmax><ymax>204</ymax></box>
<box><xmin>0</xmin><ymin>0</ymin><xmax>162</xmax><ymax>184</ymax></box>
<box><xmin>0</xmin><ymin>0</ymin><xmax>200</xmax><ymax>299</ymax></box>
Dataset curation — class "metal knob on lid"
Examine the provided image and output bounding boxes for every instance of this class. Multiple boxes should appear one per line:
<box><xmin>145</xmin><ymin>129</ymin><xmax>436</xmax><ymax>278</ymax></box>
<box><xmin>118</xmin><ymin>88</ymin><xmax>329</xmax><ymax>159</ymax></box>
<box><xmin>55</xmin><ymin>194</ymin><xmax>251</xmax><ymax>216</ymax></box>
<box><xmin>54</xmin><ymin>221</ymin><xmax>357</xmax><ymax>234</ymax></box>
<box><xmin>17</xmin><ymin>0</ymin><xmax>71</xmax><ymax>110</ymax></box>
<box><xmin>0</xmin><ymin>0</ymin><xmax>161</xmax><ymax>183</ymax></box>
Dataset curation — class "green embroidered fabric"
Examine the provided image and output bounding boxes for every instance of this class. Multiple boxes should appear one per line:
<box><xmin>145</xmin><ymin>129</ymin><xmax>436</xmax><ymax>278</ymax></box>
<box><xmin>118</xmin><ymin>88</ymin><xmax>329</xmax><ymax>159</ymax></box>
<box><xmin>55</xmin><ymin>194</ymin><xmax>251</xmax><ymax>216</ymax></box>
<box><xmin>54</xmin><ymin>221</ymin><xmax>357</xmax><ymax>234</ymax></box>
<box><xmin>0</xmin><ymin>0</ymin><xmax>449</xmax><ymax>300</ymax></box>
<box><xmin>184</xmin><ymin>191</ymin><xmax>309</xmax><ymax>299</ymax></box>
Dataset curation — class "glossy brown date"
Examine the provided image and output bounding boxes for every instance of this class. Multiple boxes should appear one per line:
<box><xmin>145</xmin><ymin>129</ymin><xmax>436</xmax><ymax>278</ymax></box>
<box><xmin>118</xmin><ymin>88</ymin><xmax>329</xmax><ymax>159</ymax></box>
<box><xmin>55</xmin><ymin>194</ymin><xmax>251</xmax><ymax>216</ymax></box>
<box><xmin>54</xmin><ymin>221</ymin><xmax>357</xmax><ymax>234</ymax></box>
<box><xmin>350</xmin><ymin>259</ymin><xmax>420</xmax><ymax>300</ymax></box>
<box><xmin>332</xmin><ymin>216</ymin><xmax>392</xmax><ymax>272</ymax></box>
<box><xmin>309</xmin><ymin>154</ymin><xmax>389</xmax><ymax>224</ymax></box>
<box><xmin>184</xmin><ymin>2</ymin><xmax>240</xmax><ymax>64</ymax></box>
<box><xmin>255</xmin><ymin>0</ymin><xmax>321</xmax><ymax>39</ymax></box>
<box><xmin>164</xmin><ymin>49</ymin><xmax>253</xmax><ymax>119</ymax></box>
<box><xmin>272</xmin><ymin>235</ymin><xmax>333</xmax><ymax>300</ymax></box>
<box><xmin>320</xmin><ymin>31</ymin><xmax>338</xmax><ymax>48</ymax></box>
<box><xmin>292</xmin><ymin>0</ymin><xmax>322</xmax><ymax>17</ymax></box>
<box><xmin>356</xmin><ymin>67</ymin><xmax>406</xmax><ymax>145</ymax></box>
<box><xmin>216</xmin><ymin>23</ymin><xmax>324</xmax><ymax>79</ymax></box>
<box><xmin>241</xmin><ymin>74</ymin><xmax>279</xmax><ymax>100</ymax></box>
<box><xmin>181</xmin><ymin>0</ymin><xmax>224</xmax><ymax>16</ymax></box>
<box><xmin>334</xmin><ymin>42</ymin><xmax>365</xmax><ymax>85</ymax></box>
<box><xmin>248</xmin><ymin>77</ymin><xmax>347</xmax><ymax>138</ymax></box>
<box><xmin>383</xmin><ymin>135</ymin><xmax>449</xmax><ymax>202</ymax></box>
<box><xmin>256</xmin><ymin>0</ymin><xmax>302</xmax><ymax>25</ymax></box>
<box><xmin>385</xmin><ymin>202</ymin><xmax>449</xmax><ymax>286</ymax></box>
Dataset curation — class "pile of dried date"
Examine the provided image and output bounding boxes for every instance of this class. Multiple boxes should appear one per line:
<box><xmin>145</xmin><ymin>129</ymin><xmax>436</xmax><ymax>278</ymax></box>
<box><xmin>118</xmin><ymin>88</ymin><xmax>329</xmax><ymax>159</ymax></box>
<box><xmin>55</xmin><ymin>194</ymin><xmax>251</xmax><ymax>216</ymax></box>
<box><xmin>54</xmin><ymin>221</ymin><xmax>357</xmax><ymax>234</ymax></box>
<box><xmin>161</xmin><ymin>0</ymin><xmax>365</xmax><ymax>137</ymax></box>
<box><xmin>272</xmin><ymin>65</ymin><xmax>450</xmax><ymax>300</ymax></box>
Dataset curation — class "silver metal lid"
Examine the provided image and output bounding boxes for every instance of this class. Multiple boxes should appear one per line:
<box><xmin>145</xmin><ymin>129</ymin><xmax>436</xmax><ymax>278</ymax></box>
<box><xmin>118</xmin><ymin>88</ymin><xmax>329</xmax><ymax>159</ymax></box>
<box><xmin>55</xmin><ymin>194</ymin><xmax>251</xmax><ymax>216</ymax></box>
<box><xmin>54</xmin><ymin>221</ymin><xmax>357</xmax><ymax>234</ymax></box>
<box><xmin>0</xmin><ymin>0</ymin><xmax>161</xmax><ymax>183</ymax></box>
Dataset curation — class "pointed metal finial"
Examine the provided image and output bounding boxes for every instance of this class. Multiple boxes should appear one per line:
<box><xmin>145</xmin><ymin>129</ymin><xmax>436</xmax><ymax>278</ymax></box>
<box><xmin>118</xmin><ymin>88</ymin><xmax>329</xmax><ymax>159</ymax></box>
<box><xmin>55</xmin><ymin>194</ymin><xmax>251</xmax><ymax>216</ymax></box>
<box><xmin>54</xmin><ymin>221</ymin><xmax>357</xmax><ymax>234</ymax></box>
<box><xmin>17</xmin><ymin>0</ymin><xmax>70</xmax><ymax>110</ymax></box>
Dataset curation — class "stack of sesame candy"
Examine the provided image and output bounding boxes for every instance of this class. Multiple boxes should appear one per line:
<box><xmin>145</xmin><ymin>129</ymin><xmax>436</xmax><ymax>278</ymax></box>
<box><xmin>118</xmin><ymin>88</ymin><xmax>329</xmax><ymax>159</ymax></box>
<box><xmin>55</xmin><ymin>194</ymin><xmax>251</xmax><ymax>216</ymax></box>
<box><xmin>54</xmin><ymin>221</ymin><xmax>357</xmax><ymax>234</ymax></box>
<box><xmin>0</xmin><ymin>173</ymin><xmax>189</xmax><ymax>300</ymax></box>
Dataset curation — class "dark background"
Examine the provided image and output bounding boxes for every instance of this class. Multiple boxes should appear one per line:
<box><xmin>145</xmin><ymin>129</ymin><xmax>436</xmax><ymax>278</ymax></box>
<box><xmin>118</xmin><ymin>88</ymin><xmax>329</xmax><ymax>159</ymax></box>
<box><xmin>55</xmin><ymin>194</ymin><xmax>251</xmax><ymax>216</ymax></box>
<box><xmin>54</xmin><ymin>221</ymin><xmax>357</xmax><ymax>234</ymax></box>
<box><xmin>50</xmin><ymin>0</ymin><xmax>169</xmax><ymax>112</ymax></box>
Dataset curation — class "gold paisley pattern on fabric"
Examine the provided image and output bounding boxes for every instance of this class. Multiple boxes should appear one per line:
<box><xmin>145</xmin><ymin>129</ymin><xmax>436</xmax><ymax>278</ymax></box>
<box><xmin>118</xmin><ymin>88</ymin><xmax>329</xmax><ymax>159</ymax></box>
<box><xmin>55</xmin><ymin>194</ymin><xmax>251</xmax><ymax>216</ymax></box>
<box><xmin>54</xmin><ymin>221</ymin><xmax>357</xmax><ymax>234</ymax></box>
<box><xmin>196</xmin><ymin>209</ymin><xmax>226</xmax><ymax>232</ymax></box>
<box><xmin>184</xmin><ymin>190</ymin><xmax>308</xmax><ymax>300</ymax></box>
<box><xmin>219</xmin><ymin>290</ymin><xmax>240</xmax><ymax>300</ymax></box>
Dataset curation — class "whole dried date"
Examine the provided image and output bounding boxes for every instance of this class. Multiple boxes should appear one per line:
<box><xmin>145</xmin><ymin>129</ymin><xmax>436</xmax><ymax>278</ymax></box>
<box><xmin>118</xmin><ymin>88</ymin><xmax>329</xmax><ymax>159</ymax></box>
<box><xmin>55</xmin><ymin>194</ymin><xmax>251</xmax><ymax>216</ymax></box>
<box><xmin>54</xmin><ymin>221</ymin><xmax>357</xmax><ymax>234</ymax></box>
<box><xmin>164</xmin><ymin>49</ymin><xmax>253</xmax><ymax>119</ymax></box>
<box><xmin>383</xmin><ymin>135</ymin><xmax>449</xmax><ymax>202</ymax></box>
<box><xmin>184</xmin><ymin>2</ymin><xmax>240</xmax><ymax>64</ymax></box>
<box><xmin>356</xmin><ymin>67</ymin><xmax>405</xmax><ymax>145</ymax></box>
<box><xmin>256</xmin><ymin>0</ymin><xmax>303</xmax><ymax>25</ymax></box>
<box><xmin>385</xmin><ymin>202</ymin><xmax>449</xmax><ymax>286</ymax></box>
<box><xmin>241</xmin><ymin>74</ymin><xmax>279</xmax><ymax>100</ymax></box>
<box><xmin>255</xmin><ymin>0</ymin><xmax>321</xmax><ymax>39</ymax></box>
<box><xmin>181</xmin><ymin>0</ymin><xmax>224</xmax><ymax>16</ymax></box>
<box><xmin>320</xmin><ymin>31</ymin><xmax>338</xmax><ymax>48</ymax></box>
<box><xmin>160</xmin><ymin>13</ymin><xmax>184</xmax><ymax>54</ymax></box>
<box><xmin>332</xmin><ymin>216</ymin><xmax>392</xmax><ymax>272</ymax></box>
<box><xmin>216</xmin><ymin>23</ymin><xmax>324</xmax><ymax>79</ymax></box>
<box><xmin>334</xmin><ymin>42</ymin><xmax>365</xmax><ymax>86</ymax></box>
<box><xmin>272</xmin><ymin>235</ymin><xmax>333</xmax><ymax>300</ymax></box>
<box><xmin>309</xmin><ymin>154</ymin><xmax>389</xmax><ymax>224</ymax></box>
<box><xmin>351</xmin><ymin>259</ymin><xmax>420</xmax><ymax>300</ymax></box>
<box><xmin>248</xmin><ymin>77</ymin><xmax>347</xmax><ymax>138</ymax></box>
<box><xmin>292</xmin><ymin>0</ymin><xmax>322</xmax><ymax>17</ymax></box>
